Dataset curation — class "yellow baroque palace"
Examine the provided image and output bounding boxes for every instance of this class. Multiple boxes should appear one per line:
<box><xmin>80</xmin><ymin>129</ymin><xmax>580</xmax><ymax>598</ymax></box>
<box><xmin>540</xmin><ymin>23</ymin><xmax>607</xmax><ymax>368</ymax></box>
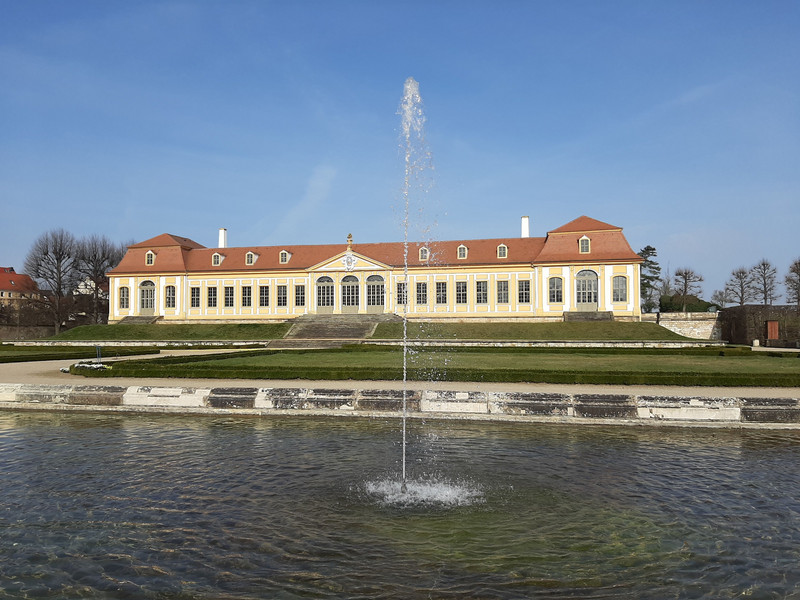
<box><xmin>108</xmin><ymin>215</ymin><xmax>643</xmax><ymax>324</ymax></box>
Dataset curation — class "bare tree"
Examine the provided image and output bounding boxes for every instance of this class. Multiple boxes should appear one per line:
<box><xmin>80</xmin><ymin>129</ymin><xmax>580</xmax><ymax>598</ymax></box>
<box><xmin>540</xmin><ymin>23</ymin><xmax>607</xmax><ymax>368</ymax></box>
<box><xmin>785</xmin><ymin>258</ymin><xmax>800</xmax><ymax>309</ymax></box>
<box><xmin>749</xmin><ymin>259</ymin><xmax>780</xmax><ymax>306</ymax></box>
<box><xmin>75</xmin><ymin>235</ymin><xmax>127</xmax><ymax>324</ymax></box>
<box><xmin>724</xmin><ymin>267</ymin><xmax>756</xmax><ymax>306</ymax></box>
<box><xmin>23</xmin><ymin>229</ymin><xmax>79</xmax><ymax>333</ymax></box>
<box><xmin>711</xmin><ymin>289</ymin><xmax>729</xmax><ymax>308</ymax></box>
<box><xmin>673</xmin><ymin>267</ymin><xmax>703</xmax><ymax>312</ymax></box>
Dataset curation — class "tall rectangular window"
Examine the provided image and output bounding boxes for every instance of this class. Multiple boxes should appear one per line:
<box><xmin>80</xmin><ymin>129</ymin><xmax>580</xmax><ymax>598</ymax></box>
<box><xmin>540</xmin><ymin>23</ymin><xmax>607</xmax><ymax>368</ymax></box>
<box><xmin>259</xmin><ymin>285</ymin><xmax>270</xmax><ymax>307</ymax></box>
<box><xmin>476</xmin><ymin>281</ymin><xmax>488</xmax><ymax>304</ymax></box>
<box><xmin>613</xmin><ymin>276</ymin><xmax>628</xmax><ymax>302</ymax></box>
<box><xmin>190</xmin><ymin>287</ymin><xmax>200</xmax><ymax>308</ymax></box>
<box><xmin>396</xmin><ymin>282</ymin><xmax>407</xmax><ymax>306</ymax></box>
<box><xmin>518</xmin><ymin>280</ymin><xmax>531</xmax><ymax>304</ymax></box>
<box><xmin>165</xmin><ymin>285</ymin><xmax>176</xmax><ymax>309</ymax></box>
<box><xmin>456</xmin><ymin>281</ymin><xmax>467</xmax><ymax>304</ymax></box>
<box><xmin>207</xmin><ymin>287</ymin><xmax>217</xmax><ymax>308</ymax></box>
<box><xmin>224</xmin><ymin>286</ymin><xmax>234</xmax><ymax>308</ymax></box>
<box><xmin>436</xmin><ymin>281</ymin><xmax>447</xmax><ymax>304</ymax></box>
<box><xmin>119</xmin><ymin>287</ymin><xmax>129</xmax><ymax>309</ymax></box>
<box><xmin>242</xmin><ymin>286</ymin><xmax>252</xmax><ymax>307</ymax></box>
<box><xmin>277</xmin><ymin>285</ymin><xmax>287</xmax><ymax>307</ymax></box>
<box><xmin>497</xmin><ymin>280</ymin><xmax>509</xmax><ymax>304</ymax></box>
<box><xmin>549</xmin><ymin>278</ymin><xmax>563</xmax><ymax>303</ymax></box>
<box><xmin>416</xmin><ymin>282</ymin><xmax>427</xmax><ymax>305</ymax></box>
<box><xmin>295</xmin><ymin>285</ymin><xmax>305</xmax><ymax>307</ymax></box>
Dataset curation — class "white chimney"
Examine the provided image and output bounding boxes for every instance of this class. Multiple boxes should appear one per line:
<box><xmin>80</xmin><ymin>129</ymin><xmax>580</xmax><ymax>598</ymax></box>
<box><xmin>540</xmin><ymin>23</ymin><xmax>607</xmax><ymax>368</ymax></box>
<box><xmin>218</xmin><ymin>228</ymin><xmax>228</xmax><ymax>248</ymax></box>
<box><xmin>521</xmin><ymin>216</ymin><xmax>530</xmax><ymax>238</ymax></box>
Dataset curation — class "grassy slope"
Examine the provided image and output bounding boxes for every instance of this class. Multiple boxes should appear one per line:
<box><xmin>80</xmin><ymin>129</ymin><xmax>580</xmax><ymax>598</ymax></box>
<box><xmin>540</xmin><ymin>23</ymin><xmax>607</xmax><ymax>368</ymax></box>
<box><xmin>52</xmin><ymin>323</ymin><xmax>292</xmax><ymax>341</ymax></box>
<box><xmin>372</xmin><ymin>321</ymin><xmax>692</xmax><ymax>341</ymax></box>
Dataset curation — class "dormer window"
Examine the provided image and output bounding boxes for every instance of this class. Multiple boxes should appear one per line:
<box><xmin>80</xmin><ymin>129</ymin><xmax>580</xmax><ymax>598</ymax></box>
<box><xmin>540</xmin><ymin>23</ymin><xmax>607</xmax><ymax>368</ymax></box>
<box><xmin>245</xmin><ymin>252</ymin><xmax>257</xmax><ymax>266</ymax></box>
<box><xmin>579</xmin><ymin>236</ymin><xmax>591</xmax><ymax>254</ymax></box>
<box><xmin>419</xmin><ymin>247</ymin><xmax>429</xmax><ymax>261</ymax></box>
<box><xmin>497</xmin><ymin>244</ymin><xmax>508</xmax><ymax>259</ymax></box>
<box><xmin>279</xmin><ymin>250</ymin><xmax>290</xmax><ymax>264</ymax></box>
<box><xmin>212</xmin><ymin>253</ymin><xmax>224</xmax><ymax>266</ymax></box>
<box><xmin>145</xmin><ymin>251</ymin><xmax>155</xmax><ymax>266</ymax></box>
<box><xmin>457</xmin><ymin>245</ymin><xmax>468</xmax><ymax>260</ymax></box>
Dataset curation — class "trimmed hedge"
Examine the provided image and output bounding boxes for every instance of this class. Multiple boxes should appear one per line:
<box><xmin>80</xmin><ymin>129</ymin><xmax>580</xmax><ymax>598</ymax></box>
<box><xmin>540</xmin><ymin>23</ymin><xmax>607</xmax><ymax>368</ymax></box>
<box><xmin>72</xmin><ymin>346</ymin><xmax>800</xmax><ymax>387</ymax></box>
<box><xmin>0</xmin><ymin>346</ymin><xmax>160</xmax><ymax>364</ymax></box>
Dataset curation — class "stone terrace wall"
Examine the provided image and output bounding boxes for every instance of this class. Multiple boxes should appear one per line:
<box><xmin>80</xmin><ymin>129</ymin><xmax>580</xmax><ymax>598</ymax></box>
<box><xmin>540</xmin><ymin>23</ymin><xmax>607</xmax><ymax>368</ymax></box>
<box><xmin>2</xmin><ymin>384</ymin><xmax>799</xmax><ymax>427</ymax></box>
<box><xmin>0</xmin><ymin>326</ymin><xmax>54</xmax><ymax>340</ymax></box>
<box><xmin>641</xmin><ymin>312</ymin><xmax>722</xmax><ymax>341</ymax></box>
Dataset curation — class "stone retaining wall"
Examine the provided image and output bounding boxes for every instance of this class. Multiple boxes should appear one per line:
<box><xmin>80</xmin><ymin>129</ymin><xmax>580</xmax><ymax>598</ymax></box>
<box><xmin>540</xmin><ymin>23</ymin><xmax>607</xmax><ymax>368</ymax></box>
<box><xmin>1</xmin><ymin>384</ymin><xmax>798</xmax><ymax>427</ymax></box>
<box><xmin>642</xmin><ymin>312</ymin><xmax>722</xmax><ymax>340</ymax></box>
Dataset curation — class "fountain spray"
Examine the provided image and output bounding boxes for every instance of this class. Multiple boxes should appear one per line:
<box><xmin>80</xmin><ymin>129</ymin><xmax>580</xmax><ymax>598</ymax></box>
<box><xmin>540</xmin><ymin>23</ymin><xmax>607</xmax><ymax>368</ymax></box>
<box><xmin>398</xmin><ymin>77</ymin><xmax>429</xmax><ymax>494</ymax></box>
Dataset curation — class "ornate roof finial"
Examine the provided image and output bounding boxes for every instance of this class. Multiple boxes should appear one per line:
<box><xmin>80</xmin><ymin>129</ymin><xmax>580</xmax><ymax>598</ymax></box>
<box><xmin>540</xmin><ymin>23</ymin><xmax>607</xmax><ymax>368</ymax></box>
<box><xmin>347</xmin><ymin>233</ymin><xmax>353</xmax><ymax>249</ymax></box>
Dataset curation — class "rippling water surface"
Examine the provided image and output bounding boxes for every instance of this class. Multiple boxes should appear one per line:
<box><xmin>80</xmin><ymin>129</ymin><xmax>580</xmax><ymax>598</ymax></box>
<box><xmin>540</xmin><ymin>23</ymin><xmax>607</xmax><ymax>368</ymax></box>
<box><xmin>1</xmin><ymin>412</ymin><xmax>799</xmax><ymax>599</ymax></box>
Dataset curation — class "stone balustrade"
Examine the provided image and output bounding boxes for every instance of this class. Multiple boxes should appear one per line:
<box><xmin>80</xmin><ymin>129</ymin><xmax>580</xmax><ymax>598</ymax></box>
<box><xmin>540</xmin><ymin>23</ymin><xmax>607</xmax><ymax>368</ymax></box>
<box><xmin>1</xmin><ymin>384</ymin><xmax>798</xmax><ymax>426</ymax></box>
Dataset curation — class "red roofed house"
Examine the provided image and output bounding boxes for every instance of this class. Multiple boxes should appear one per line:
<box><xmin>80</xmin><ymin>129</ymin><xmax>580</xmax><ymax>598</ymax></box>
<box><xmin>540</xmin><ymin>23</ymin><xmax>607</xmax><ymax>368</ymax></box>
<box><xmin>0</xmin><ymin>267</ymin><xmax>38</xmax><ymax>308</ymax></box>
<box><xmin>107</xmin><ymin>216</ymin><xmax>643</xmax><ymax>324</ymax></box>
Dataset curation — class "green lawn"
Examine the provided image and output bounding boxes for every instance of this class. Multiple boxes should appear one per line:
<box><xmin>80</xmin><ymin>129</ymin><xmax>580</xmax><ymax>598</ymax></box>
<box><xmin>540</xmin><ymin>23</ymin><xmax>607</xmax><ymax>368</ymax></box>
<box><xmin>52</xmin><ymin>323</ymin><xmax>292</xmax><ymax>341</ymax></box>
<box><xmin>74</xmin><ymin>346</ymin><xmax>800</xmax><ymax>387</ymax></box>
<box><xmin>372</xmin><ymin>321</ymin><xmax>693</xmax><ymax>341</ymax></box>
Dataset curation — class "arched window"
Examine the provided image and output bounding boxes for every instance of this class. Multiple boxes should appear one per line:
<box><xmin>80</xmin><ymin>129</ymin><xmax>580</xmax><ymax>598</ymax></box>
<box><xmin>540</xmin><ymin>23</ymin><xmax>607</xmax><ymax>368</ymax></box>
<box><xmin>145</xmin><ymin>251</ymin><xmax>155</xmax><ymax>266</ymax></box>
<box><xmin>366</xmin><ymin>275</ymin><xmax>385</xmax><ymax>309</ymax></box>
<box><xmin>212</xmin><ymin>253</ymin><xmax>223</xmax><ymax>266</ymax></box>
<box><xmin>279</xmin><ymin>250</ymin><xmax>290</xmax><ymax>264</ymax></box>
<box><xmin>575</xmin><ymin>270</ymin><xmax>598</xmax><ymax>307</ymax></box>
<box><xmin>342</xmin><ymin>275</ymin><xmax>359</xmax><ymax>308</ymax></box>
<box><xmin>548</xmin><ymin>277</ymin><xmax>563</xmax><ymax>303</ymax></box>
<box><xmin>246</xmin><ymin>252</ymin><xmax>256</xmax><ymax>266</ymax></box>
<box><xmin>457</xmin><ymin>245</ymin><xmax>468</xmax><ymax>260</ymax></box>
<box><xmin>139</xmin><ymin>280</ymin><xmax>156</xmax><ymax>313</ymax></box>
<box><xmin>613</xmin><ymin>276</ymin><xmax>628</xmax><ymax>302</ymax></box>
<box><xmin>497</xmin><ymin>244</ymin><xmax>508</xmax><ymax>259</ymax></box>
<box><xmin>419</xmin><ymin>247</ymin><xmax>429</xmax><ymax>261</ymax></box>
<box><xmin>579</xmin><ymin>236</ymin><xmax>591</xmax><ymax>254</ymax></box>
<box><xmin>316</xmin><ymin>276</ymin><xmax>334</xmax><ymax>308</ymax></box>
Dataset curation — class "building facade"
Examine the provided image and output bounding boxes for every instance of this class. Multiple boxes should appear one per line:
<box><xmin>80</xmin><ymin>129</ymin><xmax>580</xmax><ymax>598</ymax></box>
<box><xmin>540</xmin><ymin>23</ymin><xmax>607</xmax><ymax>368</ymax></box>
<box><xmin>0</xmin><ymin>267</ymin><xmax>37</xmax><ymax>308</ymax></box>
<box><xmin>107</xmin><ymin>216</ymin><xmax>643</xmax><ymax>324</ymax></box>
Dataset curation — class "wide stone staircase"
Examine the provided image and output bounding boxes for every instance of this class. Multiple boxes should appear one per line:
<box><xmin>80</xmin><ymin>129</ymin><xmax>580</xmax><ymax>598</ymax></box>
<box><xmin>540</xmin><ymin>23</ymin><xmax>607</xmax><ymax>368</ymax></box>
<box><xmin>563</xmin><ymin>311</ymin><xmax>614</xmax><ymax>322</ymax></box>
<box><xmin>269</xmin><ymin>314</ymin><xmax>402</xmax><ymax>349</ymax></box>
<box><xmin>117</xmin><ymin>316</ymin><xmax>163</xmax><ymax>325</ymax></box>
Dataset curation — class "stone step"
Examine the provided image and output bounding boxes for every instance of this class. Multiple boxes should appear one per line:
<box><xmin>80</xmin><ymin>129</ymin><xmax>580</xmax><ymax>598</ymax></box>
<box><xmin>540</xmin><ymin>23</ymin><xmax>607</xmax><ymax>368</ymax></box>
<box><xmin>285</xmin><ymin>314</ymin><xmax>401</xmax><ymax>340</ymax></box>
<box><xmin>117</xmin><ymin>316</ymin><xmax>163</xmax><ymax>325</ymax></box>
<box><xmin>563</xmin><ymin>311</ymin><xmax>614</xmax><ymax>322</ymax></box>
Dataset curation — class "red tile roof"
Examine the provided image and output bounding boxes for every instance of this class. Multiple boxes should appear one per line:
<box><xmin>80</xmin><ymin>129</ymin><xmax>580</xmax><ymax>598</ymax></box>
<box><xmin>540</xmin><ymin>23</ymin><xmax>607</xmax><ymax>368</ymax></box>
<box><xmin>109</xmin><ymin>216</ymin><xmax>641</xmax><ymax>275</ymax></box>
<box><xmin>0</xmin><ymin>267</ymin><xmax>38</xmax><ymax>293</ymax></box>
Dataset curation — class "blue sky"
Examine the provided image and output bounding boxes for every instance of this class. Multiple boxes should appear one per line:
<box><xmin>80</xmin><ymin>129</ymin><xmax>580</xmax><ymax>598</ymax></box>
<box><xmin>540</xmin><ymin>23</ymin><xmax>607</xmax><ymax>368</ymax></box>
<box><xmin>1</xmin><ymin>1</ymin><xmax>798</xmax><ymax>298</ymax></box>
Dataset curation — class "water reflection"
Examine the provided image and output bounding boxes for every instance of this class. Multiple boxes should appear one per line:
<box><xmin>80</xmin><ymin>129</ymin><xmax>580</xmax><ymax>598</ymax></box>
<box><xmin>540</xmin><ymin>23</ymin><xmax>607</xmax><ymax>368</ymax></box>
<box><xmin>1</xmin><ymin>412</ymin><xmax>799</xmax><ymax>598</ymax></box>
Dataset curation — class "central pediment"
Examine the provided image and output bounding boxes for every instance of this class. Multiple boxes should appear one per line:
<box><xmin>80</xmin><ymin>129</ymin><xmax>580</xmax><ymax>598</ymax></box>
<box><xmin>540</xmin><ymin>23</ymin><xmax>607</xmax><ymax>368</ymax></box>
<box><xmin>309</xmin><ymin>251</ymin><xmax>391</xmax><ymax>273</ymax></box>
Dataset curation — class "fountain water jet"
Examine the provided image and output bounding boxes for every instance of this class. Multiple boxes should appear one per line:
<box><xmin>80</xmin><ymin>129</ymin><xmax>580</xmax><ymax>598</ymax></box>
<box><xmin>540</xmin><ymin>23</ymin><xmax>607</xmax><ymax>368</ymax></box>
<box><xmin>399</xmin><ymin>77</ymin><xmax>427</xmax><ymax>492</ymax></box>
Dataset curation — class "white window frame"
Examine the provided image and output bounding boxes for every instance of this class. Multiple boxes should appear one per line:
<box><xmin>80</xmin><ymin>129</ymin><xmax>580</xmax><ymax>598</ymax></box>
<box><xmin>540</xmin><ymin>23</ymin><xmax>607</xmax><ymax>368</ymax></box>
<box><xmin>279</xmin><ymin>250</ymin><xmax>290</xmax><ymax>264</ymax></box>
<box><xmin>419</xmin><ymin>247</ymin><xmax>429</xmax><ymax>261</ymax></box>
<box><xmin>145</xmin><ymin>251</ymin><xmax>155</xmax><ymax>266</ymax></box>
<box><xmin>457</xmin><ymin>245</ymin><xmax>468</xmax><ymax>260</ymax></box>
<box><xmin>497</xmin><ymin>244</ymin><xmax>508</xmax><ymax>259</ymax></box>
<box><xmin>579</xmin><ymin>236</ymin><xmax>591</xmax><ymax>254</ymax></box>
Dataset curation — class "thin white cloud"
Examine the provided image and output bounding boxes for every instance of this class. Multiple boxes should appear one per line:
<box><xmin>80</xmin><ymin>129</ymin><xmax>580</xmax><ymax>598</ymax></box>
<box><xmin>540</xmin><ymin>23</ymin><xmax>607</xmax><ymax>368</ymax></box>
<box><xmin>266</xmin><ymin>164</ymin><xmax>338</xmax><ymax>243</ymax></box>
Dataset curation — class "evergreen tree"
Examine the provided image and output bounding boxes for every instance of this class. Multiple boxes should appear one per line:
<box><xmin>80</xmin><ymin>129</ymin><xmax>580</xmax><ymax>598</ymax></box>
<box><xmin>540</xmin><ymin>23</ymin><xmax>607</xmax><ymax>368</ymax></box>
<box><xmin>637</xmin><ymin>245</ymin><xmax>661</xmax><ymax>313</ymax></box>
